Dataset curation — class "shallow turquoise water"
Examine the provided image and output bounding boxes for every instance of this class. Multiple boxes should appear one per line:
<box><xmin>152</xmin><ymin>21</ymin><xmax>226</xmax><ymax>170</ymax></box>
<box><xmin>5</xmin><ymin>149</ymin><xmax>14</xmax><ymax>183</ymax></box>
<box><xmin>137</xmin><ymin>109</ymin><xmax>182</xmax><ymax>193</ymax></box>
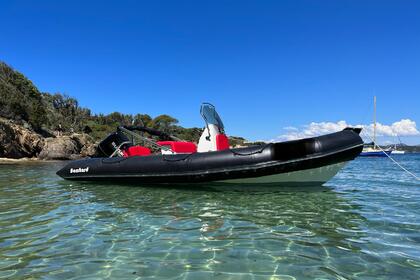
<box><xmin>0</xmin><ymin>155</ymin><xmax>419</xmax><ymax>279</ymax></box>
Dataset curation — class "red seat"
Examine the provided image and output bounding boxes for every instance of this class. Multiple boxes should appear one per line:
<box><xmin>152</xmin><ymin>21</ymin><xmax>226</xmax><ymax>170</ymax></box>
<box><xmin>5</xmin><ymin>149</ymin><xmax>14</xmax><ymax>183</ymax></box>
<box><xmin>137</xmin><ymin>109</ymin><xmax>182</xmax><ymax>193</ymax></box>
<box><xmin>123</xmin><ymin>146</ymin><xmax>151</xmax><ymax>157</ymax></box>
<box><xmin>157</xmin><ymin>141</ymin><xmax>197</xmax><ymax>153</ymax></box>
<box><xmin>216</xmin><ymin>134</ymin><xmax>230</xmax><ymax>150</ymax></box>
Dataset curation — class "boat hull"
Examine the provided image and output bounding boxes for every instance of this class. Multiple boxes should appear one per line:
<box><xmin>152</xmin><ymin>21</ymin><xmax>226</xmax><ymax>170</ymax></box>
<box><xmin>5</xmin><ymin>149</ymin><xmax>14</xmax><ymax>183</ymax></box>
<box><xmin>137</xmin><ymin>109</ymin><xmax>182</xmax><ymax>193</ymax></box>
<box><xmin>219</xmin><ymin>162</ymin><xmax>347</xmax><ymax>186</ymax></box>
<box><xmin>359</xmin><ymin>150</ymin><xmax>392</xmax><ymax>157</ymax></box>
<box><xmin>57</xmin><ymin>128</ymin><xmax>363</xmax><ymax>186</ymax></box>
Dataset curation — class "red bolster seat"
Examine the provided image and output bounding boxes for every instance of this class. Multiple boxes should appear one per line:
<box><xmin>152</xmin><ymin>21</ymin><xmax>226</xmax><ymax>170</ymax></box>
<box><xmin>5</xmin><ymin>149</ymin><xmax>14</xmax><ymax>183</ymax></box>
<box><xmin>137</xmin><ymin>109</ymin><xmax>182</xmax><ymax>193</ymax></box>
<box><xmin>157</xmin><ymin>141</ymin><xmax>197</xmax><ymax>153</ymax></box>
<box><xmin>216</xmin><ymin>134</ymin><xmax>230</xmax><ymax>151</ymax></box>
<box><xmin>123</xmin><ymin>146</ymin><xmax>151</xmax><ymax>157</ymax></box>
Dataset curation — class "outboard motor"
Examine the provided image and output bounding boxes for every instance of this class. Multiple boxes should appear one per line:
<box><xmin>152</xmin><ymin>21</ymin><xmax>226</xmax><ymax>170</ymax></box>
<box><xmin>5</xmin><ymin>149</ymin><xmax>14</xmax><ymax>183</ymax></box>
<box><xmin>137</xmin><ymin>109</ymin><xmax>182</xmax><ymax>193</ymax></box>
<box><xmin>97</xmin><ymin>131</ymin><xmax>132</xmax><ymax>157</ymax></box>
<box><xmin>198</xmin><ymin>103</ymin><xmax>230</xmax><ymax>152</ymax></box>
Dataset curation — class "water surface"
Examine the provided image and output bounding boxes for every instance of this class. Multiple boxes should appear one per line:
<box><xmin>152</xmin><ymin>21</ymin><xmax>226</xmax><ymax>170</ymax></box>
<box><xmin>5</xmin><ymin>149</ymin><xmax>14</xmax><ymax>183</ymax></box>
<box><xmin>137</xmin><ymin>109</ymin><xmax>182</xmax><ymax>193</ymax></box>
<box><xmin>0</xmin><ymin>155</ymin><xmax>419</xmax><ymax>279</ymax></box>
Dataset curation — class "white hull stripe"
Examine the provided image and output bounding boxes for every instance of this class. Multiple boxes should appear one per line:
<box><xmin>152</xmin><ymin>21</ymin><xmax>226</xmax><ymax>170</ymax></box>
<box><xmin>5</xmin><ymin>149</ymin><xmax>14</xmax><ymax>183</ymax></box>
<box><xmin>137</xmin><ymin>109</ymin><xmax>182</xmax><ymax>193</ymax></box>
<box><xmin>219</xmin><ymin>162</ymin><xmax>347</xmax><ymax>184</ymax></box>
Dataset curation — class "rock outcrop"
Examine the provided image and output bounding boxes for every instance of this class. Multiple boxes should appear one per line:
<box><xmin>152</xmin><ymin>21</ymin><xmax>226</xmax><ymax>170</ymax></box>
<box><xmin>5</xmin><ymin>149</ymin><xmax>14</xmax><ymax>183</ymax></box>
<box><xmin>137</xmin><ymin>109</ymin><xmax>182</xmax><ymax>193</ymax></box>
<box><xmin>38</xmin><ymin>134</ymin><xmax>96</xmax><ymax>160</ymax></box>
<box><xmin>0</xmin><ymin>118</ymin><xmax>96</xmax><ymax>160</ymax></box>
<box><xmin>0</xmin><ymin>118</ymin><xmax>44</xmax><ymax>158</ymax></box>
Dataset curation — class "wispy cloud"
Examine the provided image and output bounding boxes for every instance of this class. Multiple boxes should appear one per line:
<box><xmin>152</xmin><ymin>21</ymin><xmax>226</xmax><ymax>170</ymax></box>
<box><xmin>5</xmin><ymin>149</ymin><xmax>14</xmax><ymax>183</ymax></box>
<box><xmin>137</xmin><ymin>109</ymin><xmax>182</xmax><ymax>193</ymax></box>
<box><xmin>270</xmin><ymin>119</ymin><xmax>419</xmax><ymax>142</ymax></box>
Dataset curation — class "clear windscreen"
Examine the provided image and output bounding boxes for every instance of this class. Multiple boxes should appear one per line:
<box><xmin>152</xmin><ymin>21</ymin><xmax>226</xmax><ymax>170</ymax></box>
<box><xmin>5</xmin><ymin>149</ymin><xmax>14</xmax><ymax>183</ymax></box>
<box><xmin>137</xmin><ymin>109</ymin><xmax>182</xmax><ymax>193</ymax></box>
<box><xmin>200</xmin><ymin>103</ymin><xmax>224</xmax><ymax>130</ymax></box>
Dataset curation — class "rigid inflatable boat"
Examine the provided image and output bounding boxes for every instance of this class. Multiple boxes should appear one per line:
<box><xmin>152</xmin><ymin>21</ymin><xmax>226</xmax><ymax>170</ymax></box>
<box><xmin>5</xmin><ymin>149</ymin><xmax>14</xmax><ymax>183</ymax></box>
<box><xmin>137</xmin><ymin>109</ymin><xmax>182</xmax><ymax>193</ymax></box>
<box><xmin>57</xmin><ymin>103</ymin><xmax>363</xmax><ymax>186</ymax></box>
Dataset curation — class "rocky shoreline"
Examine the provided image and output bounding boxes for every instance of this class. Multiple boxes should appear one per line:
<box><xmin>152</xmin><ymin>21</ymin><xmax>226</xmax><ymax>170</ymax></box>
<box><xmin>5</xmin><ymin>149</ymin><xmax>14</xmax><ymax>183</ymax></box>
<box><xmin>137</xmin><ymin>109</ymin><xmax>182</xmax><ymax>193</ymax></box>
<box><xmin>0</xmin><ymin>118</ymin><xmax>96</xmax><ymax>160</ymax></box>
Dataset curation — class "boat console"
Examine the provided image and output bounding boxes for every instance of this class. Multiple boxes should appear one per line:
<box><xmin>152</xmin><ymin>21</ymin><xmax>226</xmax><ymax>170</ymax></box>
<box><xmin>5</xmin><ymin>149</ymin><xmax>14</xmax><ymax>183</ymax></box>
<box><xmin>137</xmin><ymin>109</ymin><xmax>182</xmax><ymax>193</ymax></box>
<box><xmin>96</xmin><ymin>103</ymin><xmax>230</xmax><ymax>157</ymax></box>
<box><xmin>197</xmin><ymin>103</ymin><xmax>230</xmax><ymax>152</ymax></box>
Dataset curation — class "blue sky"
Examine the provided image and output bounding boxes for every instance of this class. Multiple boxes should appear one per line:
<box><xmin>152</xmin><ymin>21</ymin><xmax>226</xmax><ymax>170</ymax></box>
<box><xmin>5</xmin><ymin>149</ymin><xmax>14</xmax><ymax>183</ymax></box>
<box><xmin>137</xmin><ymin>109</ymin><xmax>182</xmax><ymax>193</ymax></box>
<box><xmin>1</xmin><ymin>0</ymin><xmax>419</xmax><ymax>143</ymax></box>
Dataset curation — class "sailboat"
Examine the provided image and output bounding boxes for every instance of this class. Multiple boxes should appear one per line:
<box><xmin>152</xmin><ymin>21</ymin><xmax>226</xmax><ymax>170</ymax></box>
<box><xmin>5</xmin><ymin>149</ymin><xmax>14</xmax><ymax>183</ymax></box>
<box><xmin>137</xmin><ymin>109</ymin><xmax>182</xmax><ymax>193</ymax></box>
<box><xmin>391</xmin><ymin>149</ymin><xmax>405</xmax><ymax>155</ymax></box>
<box><xmin>359</xmin><ymin>96</ymin><xmax>392</xmax><ymax>157</ymax></box>
<box><xmin>391</xmin><ymin>135</ymin><xmax>406</xmax><ymax>155</ymax></box>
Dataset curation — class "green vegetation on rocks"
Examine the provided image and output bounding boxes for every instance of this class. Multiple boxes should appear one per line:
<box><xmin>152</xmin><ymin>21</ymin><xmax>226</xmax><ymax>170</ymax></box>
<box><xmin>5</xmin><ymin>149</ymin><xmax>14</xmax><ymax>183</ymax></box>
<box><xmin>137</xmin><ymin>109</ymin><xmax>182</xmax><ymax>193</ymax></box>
<box><xmin>0</xmin><ymin>62</ymin><xmax>46</xmax><ymax>130</ymax></box>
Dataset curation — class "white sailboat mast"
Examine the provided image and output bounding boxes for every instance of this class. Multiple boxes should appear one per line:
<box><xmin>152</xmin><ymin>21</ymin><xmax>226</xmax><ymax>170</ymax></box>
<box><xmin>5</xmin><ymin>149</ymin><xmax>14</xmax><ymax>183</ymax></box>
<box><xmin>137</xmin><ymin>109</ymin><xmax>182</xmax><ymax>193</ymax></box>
<box><xmin>373</xmin><ymin>96</ymin><xmax>377</xmax><ymax>149</ymax></box>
